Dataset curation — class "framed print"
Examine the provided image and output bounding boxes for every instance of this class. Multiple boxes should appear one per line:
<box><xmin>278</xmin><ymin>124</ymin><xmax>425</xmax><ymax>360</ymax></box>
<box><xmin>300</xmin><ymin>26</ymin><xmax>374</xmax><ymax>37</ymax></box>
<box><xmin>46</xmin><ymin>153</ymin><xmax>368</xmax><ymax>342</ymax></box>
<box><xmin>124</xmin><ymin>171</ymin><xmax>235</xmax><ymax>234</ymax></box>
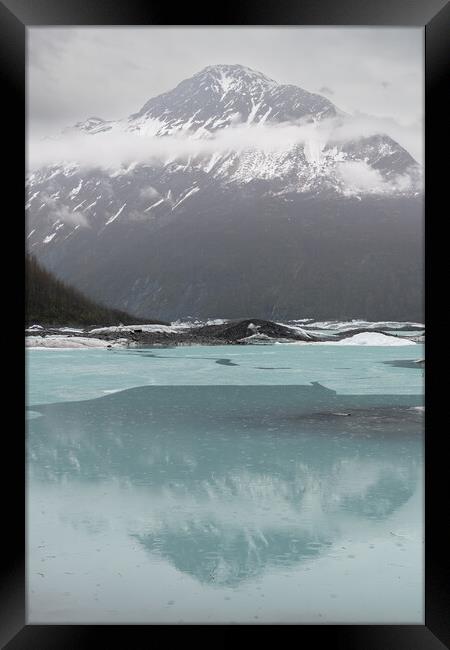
<box><xmin>1</xmin><ymin>0</ymin><xmax>449</xmax><ymax>646</ymax></box>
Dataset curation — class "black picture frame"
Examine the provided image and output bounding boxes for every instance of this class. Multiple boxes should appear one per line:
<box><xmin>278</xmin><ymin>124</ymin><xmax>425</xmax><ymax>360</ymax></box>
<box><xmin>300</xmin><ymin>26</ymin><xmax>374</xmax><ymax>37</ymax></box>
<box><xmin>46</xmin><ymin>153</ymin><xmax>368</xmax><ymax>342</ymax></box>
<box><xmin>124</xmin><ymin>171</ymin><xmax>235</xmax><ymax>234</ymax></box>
<box><xmin>2</xmin><ymin>0</ymin><xmax>449</xmax><ymax>646</ymax></box>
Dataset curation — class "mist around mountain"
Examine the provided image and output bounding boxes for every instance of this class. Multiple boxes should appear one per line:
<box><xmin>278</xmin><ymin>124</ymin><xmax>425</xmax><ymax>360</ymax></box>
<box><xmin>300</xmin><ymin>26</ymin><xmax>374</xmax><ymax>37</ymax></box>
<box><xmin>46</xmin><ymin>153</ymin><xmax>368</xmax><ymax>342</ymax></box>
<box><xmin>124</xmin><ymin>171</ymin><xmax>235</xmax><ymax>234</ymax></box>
<box><xmin>26</xmin><ymin>64</ymin><xmax>424</xmax><ymax>322</ymax></box>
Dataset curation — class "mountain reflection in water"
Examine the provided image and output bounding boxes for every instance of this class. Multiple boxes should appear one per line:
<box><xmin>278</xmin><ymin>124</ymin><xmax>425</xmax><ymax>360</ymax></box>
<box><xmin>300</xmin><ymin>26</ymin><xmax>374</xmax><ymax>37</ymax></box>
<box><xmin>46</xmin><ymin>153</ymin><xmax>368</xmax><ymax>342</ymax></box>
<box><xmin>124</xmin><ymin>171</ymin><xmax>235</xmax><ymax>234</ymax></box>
<box><xmin>27</xmin><ymin>383</ymin><xmax>423</xmax><ymax>588</ymax></box>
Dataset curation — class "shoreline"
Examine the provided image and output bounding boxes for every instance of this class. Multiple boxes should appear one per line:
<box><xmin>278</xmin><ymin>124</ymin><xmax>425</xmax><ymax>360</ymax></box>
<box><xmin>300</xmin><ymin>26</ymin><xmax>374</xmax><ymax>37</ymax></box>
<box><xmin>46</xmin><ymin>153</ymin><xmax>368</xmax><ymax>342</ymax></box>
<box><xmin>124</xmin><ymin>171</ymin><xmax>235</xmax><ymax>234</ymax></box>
<box><xmin>25</xmin><ymin>318</ymin><xmax>424</xmax><ymax>349</ymax></box>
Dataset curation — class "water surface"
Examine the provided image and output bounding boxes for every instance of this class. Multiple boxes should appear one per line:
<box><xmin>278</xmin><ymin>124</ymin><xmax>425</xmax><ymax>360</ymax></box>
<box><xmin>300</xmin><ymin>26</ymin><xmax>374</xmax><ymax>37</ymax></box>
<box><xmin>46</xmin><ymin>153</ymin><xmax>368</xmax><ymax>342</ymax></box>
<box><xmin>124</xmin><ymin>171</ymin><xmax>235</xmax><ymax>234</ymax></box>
<box><xmin>27</xmin><ymin>344</ymin><xmax>424</xmax><ymax>623</ymax></box>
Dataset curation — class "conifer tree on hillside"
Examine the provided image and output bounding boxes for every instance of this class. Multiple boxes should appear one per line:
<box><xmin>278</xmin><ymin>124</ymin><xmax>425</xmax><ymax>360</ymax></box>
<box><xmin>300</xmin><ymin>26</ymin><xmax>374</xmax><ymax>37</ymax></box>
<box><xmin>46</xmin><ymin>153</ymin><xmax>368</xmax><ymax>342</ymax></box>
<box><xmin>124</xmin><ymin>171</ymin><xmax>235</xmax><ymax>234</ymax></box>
<box><xmin>25</xmin><ymin>255</ymin><xmax>165</xmax><ymax>326</ymax></box>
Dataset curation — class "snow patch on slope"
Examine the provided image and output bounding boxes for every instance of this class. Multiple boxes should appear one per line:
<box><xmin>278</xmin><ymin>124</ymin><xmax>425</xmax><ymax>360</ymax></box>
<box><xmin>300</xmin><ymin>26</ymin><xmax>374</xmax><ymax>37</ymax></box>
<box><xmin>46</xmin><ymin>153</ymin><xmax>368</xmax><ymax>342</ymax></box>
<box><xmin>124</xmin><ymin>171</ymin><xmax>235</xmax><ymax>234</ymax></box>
<box><xmin>105</xmin><ymin>203</ymin><xmax>127</xmax><ymax>226</ymax></box>
<box><xmin>332</xmin><ymin>332</ymin><xmax>416</xmax><ymax>346</ymax></box>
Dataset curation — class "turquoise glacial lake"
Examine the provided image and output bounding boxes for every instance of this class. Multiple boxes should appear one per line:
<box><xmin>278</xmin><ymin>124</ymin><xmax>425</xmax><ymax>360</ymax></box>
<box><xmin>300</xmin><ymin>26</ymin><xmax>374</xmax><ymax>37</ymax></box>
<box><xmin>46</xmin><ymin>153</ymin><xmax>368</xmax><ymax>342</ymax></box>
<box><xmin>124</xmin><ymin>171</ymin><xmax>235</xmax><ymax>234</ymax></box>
<box><xmin>26</xmin><ymin>344</ymin><xmax>424</xmax><ymax>623</ymax></box>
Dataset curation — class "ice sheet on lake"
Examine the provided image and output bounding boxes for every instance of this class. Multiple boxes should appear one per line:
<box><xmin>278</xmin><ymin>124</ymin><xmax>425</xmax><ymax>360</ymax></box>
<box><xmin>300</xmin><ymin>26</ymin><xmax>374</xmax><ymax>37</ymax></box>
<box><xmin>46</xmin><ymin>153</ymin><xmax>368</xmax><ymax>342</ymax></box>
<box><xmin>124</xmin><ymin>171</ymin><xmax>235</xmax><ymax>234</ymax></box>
<box><xmin>26</xmin><ymin>343</ymin><xmax>424</xmax><ymax>405</ymax></box>
<box><xmin>26</xmin><ymin>375</ymin><xmax>424</xmax><ymax>624</ymax></box>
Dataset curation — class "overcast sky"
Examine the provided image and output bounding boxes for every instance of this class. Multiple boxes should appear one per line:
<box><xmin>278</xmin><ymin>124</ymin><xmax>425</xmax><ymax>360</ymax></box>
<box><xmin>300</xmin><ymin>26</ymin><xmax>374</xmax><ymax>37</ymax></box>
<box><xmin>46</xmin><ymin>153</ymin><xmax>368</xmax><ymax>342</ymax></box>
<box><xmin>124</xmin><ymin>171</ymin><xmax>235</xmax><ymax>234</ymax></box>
<box><xmin>27</xmin><ymin>27</ymin><xmax>424</xmax><ymax>163</ymax></box>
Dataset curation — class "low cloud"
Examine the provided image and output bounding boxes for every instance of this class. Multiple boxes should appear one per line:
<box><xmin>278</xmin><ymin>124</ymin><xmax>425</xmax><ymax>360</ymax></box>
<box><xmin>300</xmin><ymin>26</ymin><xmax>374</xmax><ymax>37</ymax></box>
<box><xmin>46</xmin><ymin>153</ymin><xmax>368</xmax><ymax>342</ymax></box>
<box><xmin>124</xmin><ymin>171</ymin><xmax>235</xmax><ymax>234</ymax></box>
<box><xmin>34</xmin><ymin>192</ymin><xmax>90</xmax><ymax>227</ymax></box>
<box><xmin>51</xmin><ymin>204</ymin><xmax>90</xmax><ymax>227</ymax></box>
<box><xmin>27</xmin><ymin>114</ymin><xmax>422</xmax><ymax>184</ymax></box>
<box><xmin>139</xmin><ymin>186</ymin><xmax>160</xmax><ymax>200</ymax></box>
<box><xmin>336</xmin><ymin>161</ymin><xmax>387</xmax><ymax>193</ymax></box>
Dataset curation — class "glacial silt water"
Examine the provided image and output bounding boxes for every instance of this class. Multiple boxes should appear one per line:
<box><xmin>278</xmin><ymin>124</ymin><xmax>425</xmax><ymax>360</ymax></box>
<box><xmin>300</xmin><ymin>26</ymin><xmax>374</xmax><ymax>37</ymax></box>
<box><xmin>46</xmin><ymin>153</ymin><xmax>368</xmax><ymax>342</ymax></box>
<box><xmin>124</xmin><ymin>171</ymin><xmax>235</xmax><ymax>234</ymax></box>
<box><xmin>27</xmin><ymin>344</ymin><xmax>424</xmax><ymax>623</ymax></box>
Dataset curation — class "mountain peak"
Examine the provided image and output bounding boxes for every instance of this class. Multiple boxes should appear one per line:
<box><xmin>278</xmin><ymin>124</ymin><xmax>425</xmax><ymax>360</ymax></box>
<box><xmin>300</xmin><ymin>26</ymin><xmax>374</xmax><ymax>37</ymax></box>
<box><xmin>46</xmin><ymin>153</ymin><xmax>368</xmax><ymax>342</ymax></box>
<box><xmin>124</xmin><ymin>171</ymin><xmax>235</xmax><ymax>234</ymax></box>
<box><xmin>195</xmin><ymin>63</ymin><xmax>277</xmax><ymax>85</ymax></box>
<box><xmin>131</xmin><ymin>62</ymin><xmax>337</xmax><ymax>131</ymax></box>
<box><xmin>188</xmin><ymin>64</ymin><xmax>278</xmax><ymax>100</ymax></box>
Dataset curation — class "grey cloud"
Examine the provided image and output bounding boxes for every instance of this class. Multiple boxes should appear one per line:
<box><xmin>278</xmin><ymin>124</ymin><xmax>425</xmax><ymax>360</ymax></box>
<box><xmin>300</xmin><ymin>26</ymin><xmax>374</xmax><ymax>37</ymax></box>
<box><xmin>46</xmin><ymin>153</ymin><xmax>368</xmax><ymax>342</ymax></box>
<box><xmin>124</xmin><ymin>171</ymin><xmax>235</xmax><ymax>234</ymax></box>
<box><xmin>50</xmin><ymin>205</ymin><xmax>90</xmax><ymax>228</ymax></box>
<box><xmin>38</xmin><ymin>193</ymin><xmax>90</xmax><ymax>227</ymax></box>
<box><xmin>139</xmin><ymin>186</ymin><xmax>160</xmax><ymax>200</ymax></box>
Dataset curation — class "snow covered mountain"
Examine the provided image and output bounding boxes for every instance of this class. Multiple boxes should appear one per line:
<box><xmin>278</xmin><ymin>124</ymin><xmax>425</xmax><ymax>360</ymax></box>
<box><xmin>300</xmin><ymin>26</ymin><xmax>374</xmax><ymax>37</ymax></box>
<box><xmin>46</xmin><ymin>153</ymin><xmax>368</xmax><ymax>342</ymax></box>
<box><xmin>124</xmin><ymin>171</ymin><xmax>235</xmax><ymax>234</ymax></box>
<box><xmin>70</xmin><ymin>65</ymin><xmax>339</xmax><ymax>135</ymax></box>
<box><xmin>26</xmin><ymin>64</ymin><xmax>424</xmax><ymax>321</ymax></box>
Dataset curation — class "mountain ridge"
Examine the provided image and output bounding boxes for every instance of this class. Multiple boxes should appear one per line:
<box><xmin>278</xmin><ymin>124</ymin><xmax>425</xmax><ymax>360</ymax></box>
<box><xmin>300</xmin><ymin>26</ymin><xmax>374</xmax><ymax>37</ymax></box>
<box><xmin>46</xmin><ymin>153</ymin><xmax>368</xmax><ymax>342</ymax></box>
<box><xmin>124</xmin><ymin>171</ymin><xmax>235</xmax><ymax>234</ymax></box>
<box><xmin>26</xmin><ymin>63</ymin><xmax>424</xmax><ymax>322</ymax></box>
